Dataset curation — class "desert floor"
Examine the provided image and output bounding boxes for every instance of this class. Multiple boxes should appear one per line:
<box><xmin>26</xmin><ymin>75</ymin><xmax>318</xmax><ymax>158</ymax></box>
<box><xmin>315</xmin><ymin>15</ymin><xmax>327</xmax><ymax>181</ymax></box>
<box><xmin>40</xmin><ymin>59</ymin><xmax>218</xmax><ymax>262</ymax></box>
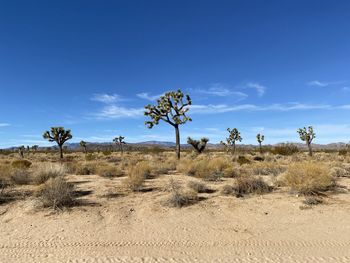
<box><xmin>1</xmin><ymin>172</ymin><xmax>350</xmax><ymax>263</ymax></box>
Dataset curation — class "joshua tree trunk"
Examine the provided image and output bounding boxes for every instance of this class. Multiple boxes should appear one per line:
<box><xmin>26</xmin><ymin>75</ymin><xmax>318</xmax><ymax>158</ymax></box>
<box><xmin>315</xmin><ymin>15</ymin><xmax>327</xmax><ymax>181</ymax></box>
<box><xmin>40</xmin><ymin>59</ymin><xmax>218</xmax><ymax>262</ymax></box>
<box><xmin>307</xmin><ymin>142</ymin><xmax>313</xmax><ymax>156</ymax></box>
<box><xmin>232</xmin><ymin>142</ymin><xmax>236</xmax><ymax>155</ymax></box>
<box><xmin>120</xmin><ymin>144</ymin><xmax>123</xmax><ymax>155</ymax></box>
<box><xmin>259</xmin><ymin>142</ymin><xmax>262</xmax><ymax>154</ymax></box>
<box><xmin>175</xmin><ymin>125</ymin><xmax>180</xmax><ymax>160</ymax></box>
<box><xmin>59</xmin><ymin>145</ymin><xmax>64</xmax><ymax>159</ymax></box>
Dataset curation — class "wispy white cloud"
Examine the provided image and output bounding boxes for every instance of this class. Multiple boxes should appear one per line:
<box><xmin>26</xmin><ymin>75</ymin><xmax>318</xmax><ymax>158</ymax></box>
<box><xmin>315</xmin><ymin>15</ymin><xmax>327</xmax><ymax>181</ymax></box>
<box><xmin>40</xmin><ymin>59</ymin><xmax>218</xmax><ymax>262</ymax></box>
<box><xmin>189</xmin><ymin>102</ymin><xmax>332</xmax><ymax>114</ymax></box>
<box><xmin>91</xmin><ymin>93</ymin><xmax>123</xmax><ymax>103</ymax></box>
<box><xmin>94</xmin><ymin>105</ymin><xmax>144</xmax><ymax>119</ymax></box>
<box><xmin>136</xmin><ymin>92</ymin><xmax>164</xmax><ymax>101</ymax></box>
<box><xmin>342</xmin><ymin>87</ymin><xmax>350</xmax><ymax>92</ymax></box>
<box><xmin>307</xmin><ymin>80</ymin><xmax>347</xmax><ymax>87</ymax></box>
<box><xmin>195</xmin><ymin>83</ymin><xmax>248</xmax><ymax>98</ymax></box>
<box><xmin>246</xmin><ymin>82</ymin><xmax>266</xmax><ymax>97</ymax></box>
<box><xmin>0</xmin><ymin>123</ymin><xmax>10</xmax><ymax>127</ymax></box>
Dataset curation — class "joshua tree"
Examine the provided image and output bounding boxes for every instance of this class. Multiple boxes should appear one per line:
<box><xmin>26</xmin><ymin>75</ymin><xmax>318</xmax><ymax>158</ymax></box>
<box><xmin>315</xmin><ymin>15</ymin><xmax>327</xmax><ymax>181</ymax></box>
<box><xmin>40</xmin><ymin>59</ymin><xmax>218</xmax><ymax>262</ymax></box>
<box><xmin>80</xmin><ymin>140</ymin><xmax>87</xmax><ymax>154</ymax></box>
<box><xmin>144</xmin><ymin>89</ymin><xmax>192</xmax><ymax>159</ymax></box>
<box><xmin>113</xmin><ymin>136</ymin><xmax>126</xmax><ymax>154</ymax></box>
<box><xmin>31</xmin><ymin>145</ymin><xmax>39</xmax><ymax>153</ymax></box>
<box><xmin>256</xmin><ymin>133</ymin><xmax>265</xmax><ymax>153</ymax></box>
<box><xmin>297</xmin><ymin>126</ymin><xmax>315</xmax><ymax>156</ymax></box>
<box><xmin>43</xmin><ymin>127</ymin><xmax>73</xmax><ymax>159</ymax></box>
<box><xmin>18</xmin><ymin>145</ymin><xmax>25</xmax><ymax>158</ymax></box>
<box><xmin>187</xmin><ymin>137</ymin><xmax>209</xmax><ymax>154</ymax></box>
<box><xmin>220</xmin><ymin>128</ymin><xmax>242</xmax><ymax>155</ymax></box>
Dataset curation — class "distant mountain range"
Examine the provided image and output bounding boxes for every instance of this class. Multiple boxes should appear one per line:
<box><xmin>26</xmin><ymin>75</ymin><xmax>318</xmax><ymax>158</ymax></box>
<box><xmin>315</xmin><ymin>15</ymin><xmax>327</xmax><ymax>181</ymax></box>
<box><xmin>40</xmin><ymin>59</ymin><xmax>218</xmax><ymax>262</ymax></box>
<box><xmin>2</xmin><ymin>141</ymin><xmax>348</xmax><ymax>151</ymax></box>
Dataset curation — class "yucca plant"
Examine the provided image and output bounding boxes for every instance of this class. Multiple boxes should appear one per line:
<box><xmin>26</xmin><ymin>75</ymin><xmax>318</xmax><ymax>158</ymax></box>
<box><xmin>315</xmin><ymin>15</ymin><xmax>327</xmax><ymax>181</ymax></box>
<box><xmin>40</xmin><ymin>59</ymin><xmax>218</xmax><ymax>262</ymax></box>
<box><xmin>43</xmin><ymin>127</ymin><xmax>73</xmax><ymax>159</ymax></box>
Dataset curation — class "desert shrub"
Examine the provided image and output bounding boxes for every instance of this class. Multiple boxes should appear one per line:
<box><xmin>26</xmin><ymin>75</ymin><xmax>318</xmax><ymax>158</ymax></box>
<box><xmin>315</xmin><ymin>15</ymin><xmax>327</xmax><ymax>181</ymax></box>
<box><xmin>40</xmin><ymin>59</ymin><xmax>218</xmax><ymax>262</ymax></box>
<box><xmin>339</xmin><ymin>149</ymin><xmax>348</xmax><ymax>156</ymax></box>
<box><xmin>283</xmin><ymin>162</ymin><xmax>334</xmax><ymax>194</ymax></box>
<box><xmin>187</xmin><ymin>181</ymin><xmax>212</xmax><ymax>193</ymax></box>
<box><xmin>221</xmin><ymin>184</ymin><xmax>235</xmax><ymax>195</ymax></box>
<box><xmin>178</xmin><ymin>156</ymin><xmax>233</xmax><ymax>181</ymax></box>
<box><xmin>123</xmin><ymin>162</ymin><xmax>151</xmax><ymax>191</ymax></box>
<box><xmin>32</xmin><ymin>163</ymin><xmax>67</xmax><ymax>185</ymax></box>
<box><xmin>303</xmin><ymin>196</ymin><xmax>323</xmax><ymax>206</ymax></box>
<box><xmin>253</xmin><ymin>156</ymin><xmax>264</xmax><ymax>161</ymax></box>
<box><xmin>272</xmin><ymin>144</ymin><xmax>299</xmax><ymax>155</ymax></box>
<box><xmin>234</xmin><ymin>176</ymin><xmax>272</xmax><ymax>195</ymax></box>
<box><xmin>11</xmin><ymin>159</ymin><xmax>32</xmax><ymax>169</ymax></box>
<box><xmin>330</xmin><ymin>167</ymin><xmax>349</xmax><ymax>178</ymax></box>
<box><xmin>75</xmin><ymin>163</ymin><xmax>96</xmax><ymax>175</ymax></box>
<box><xmin>166</xmin><ymin>179</ymin><xmax>198</xmax><ymax>207</ymax></box>
<box><xmin>102</xmin><ymin>151</ymin><xmax>112</xmax><ymax>156</ymax></box>
<box><xmin>237</xmin><ymin>155</ymin><xmax>251</xmax><ymax>165</ymax></box>
<box><xmin>85</xmin><ymin>153</ymin><xmax>97</xmax><ymax>161</ymax></box>
<box><xmin>97</xmin><ymin>165</ymin><xmax>124</xmax><ymax>178</ymax></box>
<box><xmin>10</xmin><ymin>168</ymin><xmax>31</xmax><ymax>185</ymax></box>
<box><xmin>251</xmin><ymin>162</ymin><xmax>286</xmax><ymax>176</ymax></box>
<box><xmin>37</xmin><ymin>177</ymin><xmax>75</xmax><ymax>209</ymax></box>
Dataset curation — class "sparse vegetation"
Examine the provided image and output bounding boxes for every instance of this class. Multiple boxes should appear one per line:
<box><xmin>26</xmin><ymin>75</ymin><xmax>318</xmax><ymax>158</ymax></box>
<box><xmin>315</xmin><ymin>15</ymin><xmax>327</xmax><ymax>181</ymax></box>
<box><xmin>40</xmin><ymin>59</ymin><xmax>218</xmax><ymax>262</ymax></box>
<box><xmin>221</xmin><ymin>128</ymin><xmax>242</xmax><ymax>155</ymax></box>
<box><xmin>166</xmin><ymin>178</ymin><xmax>198</xmax><ymax>207</ymax></box>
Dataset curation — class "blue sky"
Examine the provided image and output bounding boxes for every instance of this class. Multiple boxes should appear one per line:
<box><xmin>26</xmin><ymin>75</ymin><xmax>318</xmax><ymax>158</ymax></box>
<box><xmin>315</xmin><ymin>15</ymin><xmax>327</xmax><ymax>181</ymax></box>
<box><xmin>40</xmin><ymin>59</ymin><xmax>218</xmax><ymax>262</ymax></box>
<box><xmin>1</xmin><ymin>0</ymin><xmax>350</xmax><ymax>148</ymax></box>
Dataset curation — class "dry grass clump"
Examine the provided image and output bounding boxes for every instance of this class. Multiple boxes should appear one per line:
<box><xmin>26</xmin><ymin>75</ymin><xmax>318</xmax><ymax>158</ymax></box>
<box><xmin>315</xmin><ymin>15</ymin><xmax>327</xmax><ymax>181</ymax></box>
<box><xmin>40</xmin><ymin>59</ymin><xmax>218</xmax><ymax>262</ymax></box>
<box><xmin>187</xmin><ymin>181</ymin><xmax>212</xmax><ymax>193</ymax></box>
<box><xmin>10</xmin><ymin>168</ymin><xmax>31</xmax><ymax>185</ymax></box>
<box><xmin>36</xmin><ymin>177</ymin><xmax>75</xmax><ymax>209</ymax></box>
<box><xmin>151</xmin><ymin>158</ymin><xmax>177</xmax><ymax>175</ymax></box>
<box><xmin>283</xmin><ymin>162</ymin><xmax>334</xmax><ymax>194</ymax></box>
<box><xmin>166</xmin><ymin>179</ymin><xmax>198</xmax><ymax>207</ymax></box>
<box><xmin>75</xmin><ymin>163</ymin><xmax>97</xmax><ymax>175</ymax></box>
<box><xmin>330</xmin><ymin>166</ymin><xmax>349</xmax><ymax>178</ymax></box>
<box><xmin>97</xmin><ymin>164</ymin><xmax>124</xmax><ymax>178</ymax></box>
<box><xmin>251</xmin><ymin>162</ymin><xmax>286</xmax><ymax>176</ymax></box>
<box><xmin>234</xmin><ymin>176</ymin><xmax>272</xmax><ymax>195</ymax></box>
<box><xmin>123</xmin><ymin>161</ymin><xmax>151</xmax><ymax>191</ymax></box>
<box><xmin>32</xmin><ymin>163</ymin><xmax>67</xmax><ymax>185</ymax></box>
<box><xmin>11</xmin><ymin>159</ymin><xmax>32</xmax><ymax>169</ymax></box>
<box><xmin>177</xmin><ymin>156</ymin><xmax>234</xmax><ymax>181</ymax></box>
<box><xmin>303</xmin><ymin>196</ymin><xmax>323</xmax><ymax>206</ymax></box>
<box><xmin>221</xmin><ymin>176</ymin><xmax>271</xmax><ymax>196</ymax></box>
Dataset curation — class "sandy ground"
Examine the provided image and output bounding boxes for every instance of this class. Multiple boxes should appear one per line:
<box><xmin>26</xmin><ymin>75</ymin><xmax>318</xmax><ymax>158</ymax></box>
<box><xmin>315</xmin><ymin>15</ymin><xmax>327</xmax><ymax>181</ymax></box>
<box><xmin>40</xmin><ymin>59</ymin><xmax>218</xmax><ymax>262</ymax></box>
<box><xmin>1</xmin><ymin>173</ymin><xmax>350</xmax><ymax>263</ymax></box>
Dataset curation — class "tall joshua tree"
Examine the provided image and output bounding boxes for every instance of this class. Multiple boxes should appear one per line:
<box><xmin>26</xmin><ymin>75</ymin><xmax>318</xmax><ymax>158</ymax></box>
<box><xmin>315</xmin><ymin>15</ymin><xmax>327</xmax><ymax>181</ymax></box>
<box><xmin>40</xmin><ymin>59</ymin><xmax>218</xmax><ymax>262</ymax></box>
<box><xmin>80</xmin><ymin>140</ymin><xmax>87</xmax><ymax>154</ymax></box>
<box><xmin>144</xmin><ymin>89</ymin><xmax>192</xmax><ymax>159</ymax></box>
<box><xmin>256</xmin><ymin>133</ymin><xmax>265</xmax><ymax>154</ymax></box>
<box><xmin>113</xmin><ymin>136</ymin><xmax>126</xmax><ymax>154</ymax></box>
<box><xmin>297</xmin><ymin>126</ymin><xmax>315</xmax><ymax>156</ymax></box>
<box><xmin>220</xmin><ymin>128</ymin><xmax>242</xmax><ymax>155</ymax></box>
<box><xmin>43</xmin><ymin>127</ymin><xmax>73</xmax><ymax>159</ymax></box>
<box><xmin>187</xmin><ymin>137</ymin><xmax>209</xmax><ymax>154</ymax></box>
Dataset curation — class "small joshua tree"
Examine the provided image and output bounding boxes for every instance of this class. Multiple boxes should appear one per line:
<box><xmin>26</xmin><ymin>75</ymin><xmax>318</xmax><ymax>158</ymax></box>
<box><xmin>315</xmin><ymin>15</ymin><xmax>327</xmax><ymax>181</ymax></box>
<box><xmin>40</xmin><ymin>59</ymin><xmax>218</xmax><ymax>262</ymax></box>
<box><xmin>256</xmin><ymin>133</ymin><xmax>265</xmax><ymax>153</ymax></box>
<box><xmin>144</xmin><ymin>89</ymin><xmax>192</xmax><ymax>159</ymax></box>
<box><xmin>187</xmin><ymin>137</ymin><xmax>209</xmax><ymax>154</ymax></box>
<box><xmin>220</xmin><ymin>128</ymin><xmax>242</xmax><ymax>155</ymax></box>
<box><xmin>113</xmin><ymin>136</ymin><xmax>126</xmax><ymax>154</ymax></box>
<box><xmin>297</xmin><ymin>126</ymin><xmax>315</xmax><ymax>156</ymax></box>
<box><xmin>32</xmin><ymin>145</ymin><xmax>39</xmax><ymax>153</ymax></box>
<box><xmin>43</xmin><ymin>127</ymin><xmax>73</xmax><ymax>159</ymax></box>
<box><xmin>80</xmin><ymin>140</ymin><xmax>87</xmax><ymax>154</ymax></box>
<box><xmin>18</xmin><ymin>145</ymin><xmax>25</xmax><ymax>158</ymax></box>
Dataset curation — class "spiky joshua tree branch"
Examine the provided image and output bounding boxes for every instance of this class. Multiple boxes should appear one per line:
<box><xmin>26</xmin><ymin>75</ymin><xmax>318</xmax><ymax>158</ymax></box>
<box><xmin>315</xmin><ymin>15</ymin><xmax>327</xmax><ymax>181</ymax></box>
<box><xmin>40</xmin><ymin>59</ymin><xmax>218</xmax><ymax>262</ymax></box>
<box><xmin>144</xmin><ymin>89</ymin><xmax>192</xmax><ymax>159</ymax></box>
<box><xmin>187</xmin><ymin>137</ymin><xmax>209</xmax><ymax>154</ymax></box>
